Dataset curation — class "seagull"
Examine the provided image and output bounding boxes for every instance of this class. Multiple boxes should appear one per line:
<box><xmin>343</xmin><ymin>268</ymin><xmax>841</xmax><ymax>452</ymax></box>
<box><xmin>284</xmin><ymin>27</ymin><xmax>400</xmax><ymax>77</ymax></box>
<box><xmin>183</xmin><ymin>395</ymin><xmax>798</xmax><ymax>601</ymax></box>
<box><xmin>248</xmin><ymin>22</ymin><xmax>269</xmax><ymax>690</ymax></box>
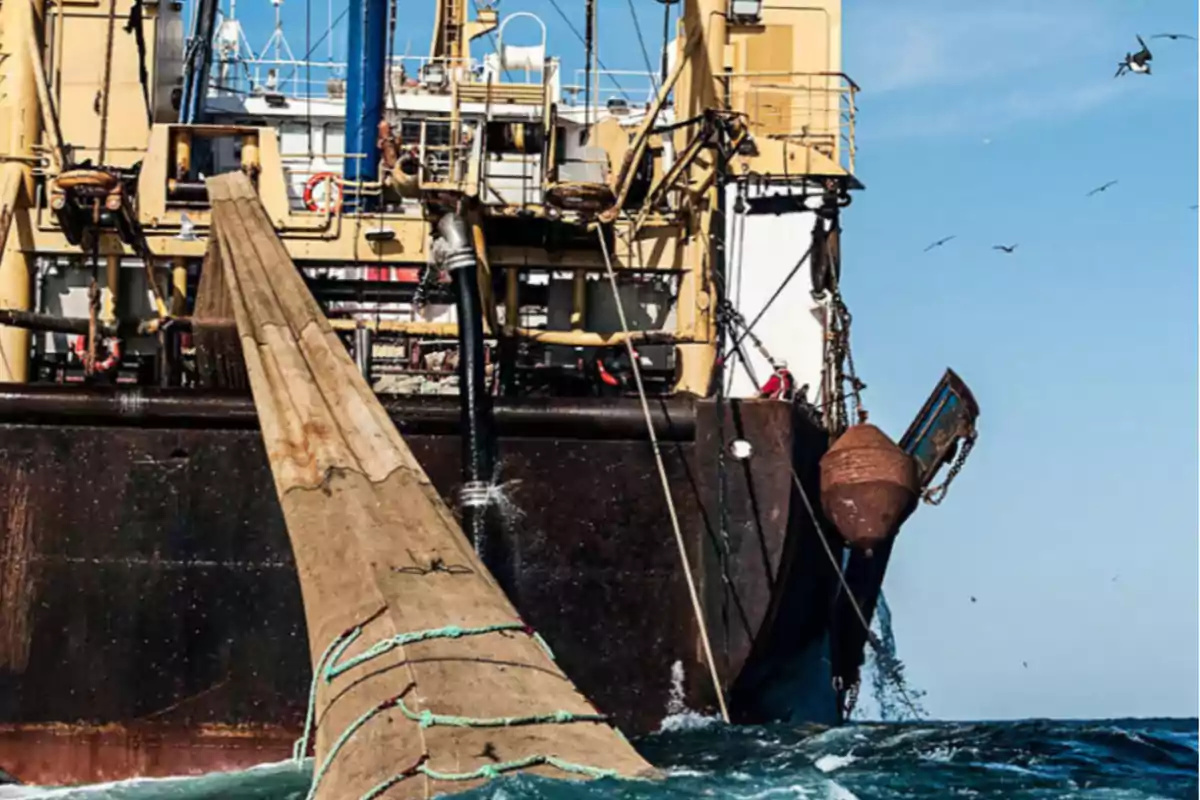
<box><xmin>1087</xmin><ymin>180</ymin><xmax>1118</xmax><ymax>197</ymax></box>
<box><xmin>1152</xmin><ymin>33</ymin><xmax>1196</xmax><ymax>41</ymax></box>
<box><xmin>1115</xmin><ymin>35</ymin><xmax>1152</xmax><ymax>76</ymax></box>
<box><xmin>992</xmin><ymin>244</ymin><xmax>1017</xmax><ymax>254</ymax></box>
<box><xmin>174</xmin><ymin>212</ymin><xmax>198</xmax><ymax>242</ymax></box>
<box><xmin>923</xmin><ymin>235</ymin><xmax>956</xmax><ymax>252</ymax></box>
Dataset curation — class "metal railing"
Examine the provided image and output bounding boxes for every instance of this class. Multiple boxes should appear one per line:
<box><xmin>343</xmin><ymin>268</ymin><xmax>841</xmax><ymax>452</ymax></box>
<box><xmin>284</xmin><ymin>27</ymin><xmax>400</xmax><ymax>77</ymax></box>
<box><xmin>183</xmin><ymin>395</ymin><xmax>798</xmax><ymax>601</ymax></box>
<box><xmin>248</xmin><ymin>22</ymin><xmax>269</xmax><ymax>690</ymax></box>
<box><xmin>565</xmin><ymin>68</ymin><xmax>660</xmax><ymax>108</ymax></box>
<box><xmin>209</xmin><ymin>55</ymin><xmax>483</xmax><ymax>102</ymax></box>
<box><xmin>725</xmin><ymin>71</ymin><xmax>858</xmax><ymax>175</ymax></box>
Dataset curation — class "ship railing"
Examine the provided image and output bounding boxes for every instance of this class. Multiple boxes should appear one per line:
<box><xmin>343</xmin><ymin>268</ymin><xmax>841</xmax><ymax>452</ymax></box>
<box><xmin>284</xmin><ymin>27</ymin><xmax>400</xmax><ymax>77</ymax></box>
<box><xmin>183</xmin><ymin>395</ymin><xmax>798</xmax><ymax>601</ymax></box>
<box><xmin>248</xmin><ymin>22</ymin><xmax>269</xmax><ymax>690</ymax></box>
<box><xmin>724</xmin><ymin>71</ymin><xmax>858</xmax><ymax>175</ymax></box>
<box><xmin>563</xmin><ymin>68</ymin><xmax>660</xmax><ymax>108</ymax></box>
<box><xmin>210</xmin><ymin>55</ymin><xmax>484</xmax><ymax>102</ymax></box>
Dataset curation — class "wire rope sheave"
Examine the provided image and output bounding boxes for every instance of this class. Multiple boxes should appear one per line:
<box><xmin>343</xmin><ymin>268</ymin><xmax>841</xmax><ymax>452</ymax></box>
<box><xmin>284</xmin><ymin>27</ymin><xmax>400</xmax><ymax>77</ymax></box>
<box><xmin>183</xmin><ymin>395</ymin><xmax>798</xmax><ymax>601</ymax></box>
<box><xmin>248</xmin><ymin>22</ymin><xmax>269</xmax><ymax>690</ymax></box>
<box><xmin>296</xmin><ymin>620</ymin><xmax>613</xmax><ymax>800</ymax></box>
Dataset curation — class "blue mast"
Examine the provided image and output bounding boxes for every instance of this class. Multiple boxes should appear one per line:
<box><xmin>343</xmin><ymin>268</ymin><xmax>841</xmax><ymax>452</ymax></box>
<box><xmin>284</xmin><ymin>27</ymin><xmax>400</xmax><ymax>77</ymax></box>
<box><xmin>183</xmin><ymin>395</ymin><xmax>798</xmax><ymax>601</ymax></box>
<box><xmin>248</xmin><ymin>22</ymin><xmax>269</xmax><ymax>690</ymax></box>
<box><xmin>179</xmin><ymin>0</ymin><xmax>220</xmax><ymax>123</ymax></box>
<box><xmin>344</xmin><ymin>0</ymin><xmax>390</xmax><ymax>210</ymax></box>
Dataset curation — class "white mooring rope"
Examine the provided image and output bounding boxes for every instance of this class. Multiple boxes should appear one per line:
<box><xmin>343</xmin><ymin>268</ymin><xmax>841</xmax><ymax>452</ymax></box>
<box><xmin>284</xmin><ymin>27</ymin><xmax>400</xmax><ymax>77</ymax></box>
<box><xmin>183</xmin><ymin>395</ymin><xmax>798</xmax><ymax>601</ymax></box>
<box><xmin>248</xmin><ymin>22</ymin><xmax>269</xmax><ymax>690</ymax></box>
<box><xmin>595</xmin><ymin>227</ymin><xmax>731</xmax><ymax>724</ymax></box>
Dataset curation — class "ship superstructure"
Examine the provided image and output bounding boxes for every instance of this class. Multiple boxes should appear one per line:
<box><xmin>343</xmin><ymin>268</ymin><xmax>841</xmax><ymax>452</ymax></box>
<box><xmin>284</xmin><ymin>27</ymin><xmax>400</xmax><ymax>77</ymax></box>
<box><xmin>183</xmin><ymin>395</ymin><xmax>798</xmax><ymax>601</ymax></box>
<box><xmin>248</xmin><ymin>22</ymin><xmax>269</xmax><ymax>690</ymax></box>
<box><xmin>0</xmin><ymin>0</ymin><xmax>978</xmax><ymax>785</ymax></box>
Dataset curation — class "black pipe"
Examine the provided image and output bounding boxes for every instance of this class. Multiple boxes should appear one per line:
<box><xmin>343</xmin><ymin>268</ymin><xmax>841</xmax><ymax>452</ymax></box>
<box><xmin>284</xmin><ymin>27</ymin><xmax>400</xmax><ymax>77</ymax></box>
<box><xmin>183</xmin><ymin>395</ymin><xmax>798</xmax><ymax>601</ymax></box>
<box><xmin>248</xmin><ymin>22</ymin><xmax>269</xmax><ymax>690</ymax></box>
<box><xmin>166</xmin><ymin>181</ymin><xmax>209</xmax><ymax>203</ymax></box>
<box><xmin>0</xmin><ymin>385</ymin><xmax>697</xmax><ymax>439</ymax></box>
<box><xmin>437</xmin><ymin>213</ymin><xmax>499</xmax><ymax>571</ymax></box>
<box><xmin>0</xmin><ymin>310</ymin><xmax>116</xmax><ymax>337</ymax></box>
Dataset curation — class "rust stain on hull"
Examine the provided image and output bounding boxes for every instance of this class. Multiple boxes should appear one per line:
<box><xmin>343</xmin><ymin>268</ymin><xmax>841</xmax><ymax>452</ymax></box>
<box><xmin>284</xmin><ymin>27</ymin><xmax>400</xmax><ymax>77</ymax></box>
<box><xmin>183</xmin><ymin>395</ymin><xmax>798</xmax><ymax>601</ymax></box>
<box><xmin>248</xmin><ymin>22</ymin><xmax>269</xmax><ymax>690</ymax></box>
<box><xmin>0</xmin><ymin>397</ymin><xmax>860</xmax><ymax>787</ymax></box>
<box><xmin>0</xmin><ymin>466</ymin><xmax>34</xmax><ymax>672</ymax></box>
<box><xmin>0</xmin><ymin>723</ymin><xmax>295</xmax><ymax>786</ymax></box>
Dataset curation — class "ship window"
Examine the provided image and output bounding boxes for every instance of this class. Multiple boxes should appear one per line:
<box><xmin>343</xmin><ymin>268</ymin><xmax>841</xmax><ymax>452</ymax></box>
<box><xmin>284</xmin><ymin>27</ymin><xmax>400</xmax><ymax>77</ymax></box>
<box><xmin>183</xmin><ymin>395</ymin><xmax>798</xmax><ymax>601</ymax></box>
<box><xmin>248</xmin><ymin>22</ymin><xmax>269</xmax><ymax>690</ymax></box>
<box><xmin>279</xmin><ymin>123</ymin><xmax>311</xmax><ymax>155</ymax></box>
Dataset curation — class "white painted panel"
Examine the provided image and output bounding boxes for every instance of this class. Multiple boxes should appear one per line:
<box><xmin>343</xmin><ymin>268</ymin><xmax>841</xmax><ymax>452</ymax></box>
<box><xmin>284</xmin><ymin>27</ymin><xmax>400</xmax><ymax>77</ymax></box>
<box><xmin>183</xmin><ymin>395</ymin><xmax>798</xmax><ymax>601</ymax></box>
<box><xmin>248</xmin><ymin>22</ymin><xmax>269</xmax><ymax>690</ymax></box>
<box><xmin>724</xmin><ymin>184</ymin><xmax>826</xmax><ymax>401</ymax></box>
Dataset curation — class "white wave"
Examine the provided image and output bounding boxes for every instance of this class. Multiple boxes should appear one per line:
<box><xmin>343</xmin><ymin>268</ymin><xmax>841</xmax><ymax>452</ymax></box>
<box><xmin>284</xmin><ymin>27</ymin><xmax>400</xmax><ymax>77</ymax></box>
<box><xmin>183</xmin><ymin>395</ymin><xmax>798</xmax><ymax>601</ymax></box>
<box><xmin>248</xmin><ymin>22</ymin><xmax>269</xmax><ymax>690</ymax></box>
<box><xmin>656</xmin><ymin>659</ymin><xmax>723</xmax><ymax>732</ymax></box>
<box><xmin>0</xmin><ymin>759</ymin><xmax>306</xmax><ymax>799</ymax></box>
<box><xmin>813</xmin><ymin>753</ymin><xmax>858</xmax><ymax>773</ymax></box>
<box><xmin>731</xmin><ymin>786</ymin><xmax>815</xmax><ymax>799</ymax></box>
<box><xmin>919</xmin><ymin>744</ymin><xmax>961</xmax><ymax>762</ymax></box>
<box><xmin>824</xmin><ymin>780</ymin><xmax>861</xmax><ymax>800</ymax></box>
<box><xmin>657</xmin><ymin>710</ymin><xmax>723</xmax><ymax>732</ymax></box>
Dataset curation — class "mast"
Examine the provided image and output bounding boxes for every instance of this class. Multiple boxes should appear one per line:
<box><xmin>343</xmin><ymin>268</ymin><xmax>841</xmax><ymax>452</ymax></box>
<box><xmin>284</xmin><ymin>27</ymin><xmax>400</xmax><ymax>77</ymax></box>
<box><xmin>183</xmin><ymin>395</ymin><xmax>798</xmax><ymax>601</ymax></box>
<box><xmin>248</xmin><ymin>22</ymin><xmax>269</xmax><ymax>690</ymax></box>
<box><xmin>429</xmin><ymin>0</ymin><xmax>497</xmax><ymax>64</ymax></box>
<box><xmin>430</xmin><ymin>0</ymin><xmax>467</xmax><ymax>61</ymax></box>
<box><xmin>344</xmin><ymin>0</ymin><xmax>389</xmax><ymax>208</ymax></box>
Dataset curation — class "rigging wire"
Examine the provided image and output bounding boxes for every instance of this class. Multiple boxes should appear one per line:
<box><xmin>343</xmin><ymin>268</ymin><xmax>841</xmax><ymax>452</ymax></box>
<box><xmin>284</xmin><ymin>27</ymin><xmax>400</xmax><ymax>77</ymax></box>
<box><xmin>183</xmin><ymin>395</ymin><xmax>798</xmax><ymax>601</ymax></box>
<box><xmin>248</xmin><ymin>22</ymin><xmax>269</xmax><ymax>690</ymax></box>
<box><xmin>780</xmin><ymin>448</ymin><xmax>926</xmax><ymax>721</ymax></box>
<box><xmin>97</xmin><ymin>0</ymin><xmax>121</xmax><ymax>163</ymax></box>
<box><xmin>584</xmin><ymin>0</ymin><xmax>594</xmax><ymax>126</ymax></box>
<box><xmin>595</xmin><ymin>226</ymin><xmax>731</xmax><ymax>724</ymax></box>
<box><xmin>278</xmin><ymin>6</ymin><xmax>351</xmax><ymax>86</ymax></box>
<box><xmin>471</xmin><ymin>0</ymin><xmax>513</xmax><ymax>83</ymax></box>
<box><xmin>626</xmin><ymin>0</ymin><xmax>660</xmax><ymax>92</ymax></box>
<box><xmin>543</xmin><ymin>0</ymin><xmax>631</xmax><ymax>102</ymax></box>
<box><xmin>305</xmin><ymin>0</ymin><xmax>313</xmax><ymax>156</ymax></box>
<box><xmin>659</xmin><ymin>0</ymin><xmax>673</xmax><ymax>85</ymax></box>
<box><xmin>728</xmin><ymin>245</ymin><xmax>813</xmax><ymax>359</ymax></box>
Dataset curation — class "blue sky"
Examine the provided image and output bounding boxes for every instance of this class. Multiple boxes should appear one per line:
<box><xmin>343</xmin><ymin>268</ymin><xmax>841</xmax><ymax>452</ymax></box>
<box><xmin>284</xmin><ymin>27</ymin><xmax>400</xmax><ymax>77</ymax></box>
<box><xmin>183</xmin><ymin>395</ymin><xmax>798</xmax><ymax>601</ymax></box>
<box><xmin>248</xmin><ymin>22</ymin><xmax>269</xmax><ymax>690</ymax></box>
<box><xmin>235</xmin><ymin>0</ymin><xmax>1198</xmax><ymax>720</ymax></box>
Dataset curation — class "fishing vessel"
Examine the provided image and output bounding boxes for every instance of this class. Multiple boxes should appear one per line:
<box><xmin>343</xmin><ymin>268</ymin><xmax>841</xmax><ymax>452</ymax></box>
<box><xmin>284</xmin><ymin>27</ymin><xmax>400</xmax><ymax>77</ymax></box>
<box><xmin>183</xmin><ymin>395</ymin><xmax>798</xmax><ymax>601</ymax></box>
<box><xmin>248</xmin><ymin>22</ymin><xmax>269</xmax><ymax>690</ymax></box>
<box><xmin>0</xmin><ymin>0</ymin><xmax>979</xmax><ymax>785</ymax></box>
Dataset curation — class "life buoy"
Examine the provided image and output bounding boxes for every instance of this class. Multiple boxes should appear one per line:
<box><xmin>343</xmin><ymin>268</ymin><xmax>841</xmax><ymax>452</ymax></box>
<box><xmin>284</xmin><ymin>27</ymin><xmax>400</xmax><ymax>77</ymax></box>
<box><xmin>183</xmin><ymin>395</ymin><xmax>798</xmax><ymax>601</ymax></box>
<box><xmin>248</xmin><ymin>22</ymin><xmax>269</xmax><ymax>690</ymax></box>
<box><xmin>303</xmin><ymin>172</ymin><xmax>344</xmax><ymax>213</ymax></box>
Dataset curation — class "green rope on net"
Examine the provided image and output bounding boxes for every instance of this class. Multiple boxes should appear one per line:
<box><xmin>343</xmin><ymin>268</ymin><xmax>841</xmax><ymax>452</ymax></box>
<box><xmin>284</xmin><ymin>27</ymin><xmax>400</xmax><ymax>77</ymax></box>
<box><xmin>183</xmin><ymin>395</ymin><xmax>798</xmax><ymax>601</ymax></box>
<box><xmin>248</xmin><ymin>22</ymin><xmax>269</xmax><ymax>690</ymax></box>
<box><xmin>360</xmin><ymin>754</ymin><xmax>623</xmax><ymax>800</ymax></box>
<box><xmin>295</xmin><ymin>621</ymin><xmax>544</xmax><ymax>765</ymax></box>
<box><xmin>293</xmin><ymin>624</ymin><xmax>359</xmax><ymax>765</ymax></box>
<box><xmin>297</xmin><ymin>618</ymin><xmax>604</xmax><ymax>800</ymax></box>
<box><xmin>324</xmin><ymin>622</ymin><xmax>533</xmax><ymax>682</ymax></box>
<box><xmin>306</xmin><ymin>690</ymin><xmax>610</xmax><ymax>799</ymax></box>
<box><xmin>395</xmin><ymin>695</ymin><xmax>606</xmax><ymax>729</ymax></box>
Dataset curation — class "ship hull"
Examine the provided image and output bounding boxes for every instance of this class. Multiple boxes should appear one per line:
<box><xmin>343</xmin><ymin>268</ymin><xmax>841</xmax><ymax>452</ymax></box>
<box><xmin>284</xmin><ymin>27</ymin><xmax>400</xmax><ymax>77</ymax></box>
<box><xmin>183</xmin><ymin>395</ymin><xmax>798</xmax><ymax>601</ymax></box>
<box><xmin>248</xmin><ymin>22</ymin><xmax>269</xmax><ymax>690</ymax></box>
<box><xmin>0</xmin><ymin>388</ymin><xmax>849</xmax><ymax>785</ymax></box>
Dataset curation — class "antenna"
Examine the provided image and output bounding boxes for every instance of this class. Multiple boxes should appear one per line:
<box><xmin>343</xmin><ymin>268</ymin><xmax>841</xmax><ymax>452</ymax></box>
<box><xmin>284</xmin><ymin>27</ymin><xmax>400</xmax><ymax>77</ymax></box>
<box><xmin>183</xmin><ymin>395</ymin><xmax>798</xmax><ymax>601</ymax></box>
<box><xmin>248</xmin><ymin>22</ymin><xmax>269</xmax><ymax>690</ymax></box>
<box><xmin>257</xmin><ymin>0</ymin><xmax>297</xmax><ymax>91</ymax></box>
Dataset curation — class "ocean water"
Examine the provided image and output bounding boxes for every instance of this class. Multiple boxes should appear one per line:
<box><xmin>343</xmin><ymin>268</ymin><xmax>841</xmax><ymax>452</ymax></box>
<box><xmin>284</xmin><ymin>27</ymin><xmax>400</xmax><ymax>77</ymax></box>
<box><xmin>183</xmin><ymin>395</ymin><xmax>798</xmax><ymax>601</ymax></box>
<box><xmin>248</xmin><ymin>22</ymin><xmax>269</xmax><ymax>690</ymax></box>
<box><xmin>3</xmin><ymin>717</ymin><xmax>1194</xmax><ymax>800</ymax></box>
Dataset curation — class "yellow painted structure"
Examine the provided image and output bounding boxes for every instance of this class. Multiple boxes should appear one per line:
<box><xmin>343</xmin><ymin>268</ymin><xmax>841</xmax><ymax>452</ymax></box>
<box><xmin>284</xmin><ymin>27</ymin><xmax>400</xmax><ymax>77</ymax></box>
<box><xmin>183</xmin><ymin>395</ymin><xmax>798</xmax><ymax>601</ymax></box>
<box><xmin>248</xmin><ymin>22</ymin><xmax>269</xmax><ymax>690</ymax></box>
<box><xmin>0</xmin><ymin>0</ymin><xmax>855</xmax><ymax>393</ymax></box>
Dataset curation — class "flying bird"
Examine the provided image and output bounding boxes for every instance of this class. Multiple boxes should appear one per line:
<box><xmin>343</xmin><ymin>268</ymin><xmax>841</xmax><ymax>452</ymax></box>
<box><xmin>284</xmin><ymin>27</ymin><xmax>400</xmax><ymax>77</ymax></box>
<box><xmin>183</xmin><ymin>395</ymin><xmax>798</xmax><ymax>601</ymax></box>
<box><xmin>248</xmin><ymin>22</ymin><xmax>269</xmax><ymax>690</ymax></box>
<box><xmin>1115</xmin><ymin>35</ymin><xmax>1152</xmax><ymax>76</ymax></box>
<box><xmin>1087</xmin><ymin>180</ymin><xmax>1118</xmax><ymax>197</ymax></box>
<box><xmin>1190</xmin><ymin>204</ymin><xmax>1198</xmax><ymax>210</ymax></box>
<box><xmin>923</xmin><ymin>235</ymin><xmax>956</xmax><ymax>252</ymax></box>
<box><xmin>1152</xmin><ymin>33</ymin><xmax>1196</xmax><ymax>41</ymax></box>
<box><xmin>992</xmin><ymin>244</ymin><xmax>1017</xmax><ymax>254</ymax></box>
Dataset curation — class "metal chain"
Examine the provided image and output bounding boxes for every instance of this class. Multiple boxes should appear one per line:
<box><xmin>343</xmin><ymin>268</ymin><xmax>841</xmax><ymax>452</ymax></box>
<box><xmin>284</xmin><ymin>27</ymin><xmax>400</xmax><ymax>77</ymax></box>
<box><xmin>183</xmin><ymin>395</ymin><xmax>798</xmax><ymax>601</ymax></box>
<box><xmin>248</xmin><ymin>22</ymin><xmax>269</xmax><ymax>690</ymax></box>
<box><xmin>922</xmin><ymin>429</ymin><xmax>977</xmax><ymax>506</ymax></box>
<box><xmin>822</xmin><ymin>280</ymin><xmax>865</xmax><ymax>436</ymax></box>
<box><xmin>842</xmin><ymin>679</ymin><xmax>861</xmax><ymax>719</ymax></box>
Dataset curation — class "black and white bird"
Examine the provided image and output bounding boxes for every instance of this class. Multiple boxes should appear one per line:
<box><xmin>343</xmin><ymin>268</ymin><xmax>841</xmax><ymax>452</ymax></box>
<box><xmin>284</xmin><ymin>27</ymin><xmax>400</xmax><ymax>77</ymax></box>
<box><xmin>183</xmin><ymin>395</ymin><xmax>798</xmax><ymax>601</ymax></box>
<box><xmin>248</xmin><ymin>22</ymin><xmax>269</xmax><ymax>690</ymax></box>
<box><xmin>1115</xmin><ymin>35</ymin><xmax>1152</xmax><ymax>76</ymax></box>
<box><xmin>992</xmin><ymin>244</ymin><xmax>1017</xmax><ymax>254</ymax></box>
<box><xmin>923</xmin><ymin>235</ymin><xmax>956</xmax><ymax>253</ymax></box>
<box><xmin>1152</xmin><ymin>33</ymin><xmax>1196</xmax><ymax>41</ymax></box>
<box><xmin>1087</xmin><ymin>180</ymin><xmax>1118</xmax><ymax>197</ymax></box>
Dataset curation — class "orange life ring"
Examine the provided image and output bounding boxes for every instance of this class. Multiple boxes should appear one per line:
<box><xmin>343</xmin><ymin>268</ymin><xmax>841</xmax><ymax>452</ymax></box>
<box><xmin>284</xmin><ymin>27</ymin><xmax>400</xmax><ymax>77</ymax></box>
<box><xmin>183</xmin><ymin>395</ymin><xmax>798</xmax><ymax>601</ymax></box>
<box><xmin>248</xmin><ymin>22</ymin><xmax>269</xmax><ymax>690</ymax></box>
<box><xmin>303</xmin><ymin>172</ymin><xmax>343</xmax><ymax>213</ymax></box>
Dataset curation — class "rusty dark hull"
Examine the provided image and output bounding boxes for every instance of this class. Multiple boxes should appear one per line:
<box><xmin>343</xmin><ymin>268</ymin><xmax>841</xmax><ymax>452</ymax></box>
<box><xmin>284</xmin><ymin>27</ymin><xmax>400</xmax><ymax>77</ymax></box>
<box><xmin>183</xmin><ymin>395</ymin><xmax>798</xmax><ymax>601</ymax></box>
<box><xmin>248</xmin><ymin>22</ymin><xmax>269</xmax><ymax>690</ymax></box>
<box><xmin>0</xmin><ymin>387</ymin><xmax>863</xmax><ymax>786</ymax></box>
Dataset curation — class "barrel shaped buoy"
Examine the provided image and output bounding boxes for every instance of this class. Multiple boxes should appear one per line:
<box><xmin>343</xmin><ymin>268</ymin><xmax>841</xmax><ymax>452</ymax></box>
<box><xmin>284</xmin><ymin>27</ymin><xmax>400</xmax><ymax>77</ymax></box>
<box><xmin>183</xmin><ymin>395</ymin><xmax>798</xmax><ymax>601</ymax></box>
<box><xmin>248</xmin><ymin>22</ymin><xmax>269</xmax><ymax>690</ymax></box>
<box><xmin>819</xmin><ymin>424</ymin><xmax>919</xmax><ymax>554</ymax></box>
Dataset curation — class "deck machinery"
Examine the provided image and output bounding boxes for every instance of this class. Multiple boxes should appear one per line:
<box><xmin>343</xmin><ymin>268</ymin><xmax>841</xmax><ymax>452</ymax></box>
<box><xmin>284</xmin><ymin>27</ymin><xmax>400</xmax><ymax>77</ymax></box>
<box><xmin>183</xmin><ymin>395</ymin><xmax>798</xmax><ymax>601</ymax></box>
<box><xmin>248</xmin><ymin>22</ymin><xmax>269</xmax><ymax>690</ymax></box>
<box><xmin>0</xmin><ymin>0</ymin><xmax>978</xmax><ymax>786</ymax></box>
